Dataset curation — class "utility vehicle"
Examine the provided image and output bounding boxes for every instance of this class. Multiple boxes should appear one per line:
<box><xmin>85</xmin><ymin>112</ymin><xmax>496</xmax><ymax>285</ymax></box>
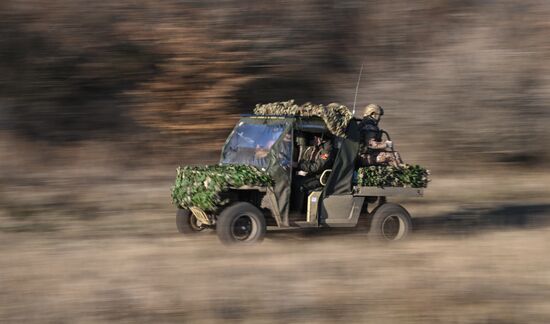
<box><xmin>175</xmin><ymin>113</ymin><xmax>424</xmax><ymax>245</ymax></box>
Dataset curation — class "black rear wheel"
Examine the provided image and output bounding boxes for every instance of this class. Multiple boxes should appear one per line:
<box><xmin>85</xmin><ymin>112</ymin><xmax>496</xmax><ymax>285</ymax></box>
<box><xmin>368</xmin><ymin>203</ymin><xmax>412</xmax><ymax>241</ymax></box>
<box><xmin>216</xmin><ymin>202</ymin><xmax>266</xmax><ymax>245</ymax></box>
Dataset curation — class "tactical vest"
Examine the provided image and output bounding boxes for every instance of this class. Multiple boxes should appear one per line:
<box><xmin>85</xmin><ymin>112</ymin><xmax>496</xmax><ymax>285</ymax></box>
<box><xmin>358</xmin><ymin>120</ymin><xmax>382</xmax><ymax>153</ymax></box>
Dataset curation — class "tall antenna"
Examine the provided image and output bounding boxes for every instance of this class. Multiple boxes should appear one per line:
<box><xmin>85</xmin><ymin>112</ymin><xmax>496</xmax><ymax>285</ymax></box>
<box><xmin>352</xmin><ymin>63</ymin><xmax>364</xmax><ymax>117</ymax></box>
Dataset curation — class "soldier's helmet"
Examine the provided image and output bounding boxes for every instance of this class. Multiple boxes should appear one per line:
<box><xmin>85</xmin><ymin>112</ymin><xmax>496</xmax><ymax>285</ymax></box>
<box><xmin>362</xmin><ymin>104</ymin><xmax>384</xmax><ymax>120</ymax></box>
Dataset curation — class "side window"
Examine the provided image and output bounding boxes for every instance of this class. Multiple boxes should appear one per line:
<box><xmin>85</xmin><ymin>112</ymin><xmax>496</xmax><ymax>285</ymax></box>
<box><xmin>221</xmin><ymin>122</ymin><xmax>285</xmax><ymax>169</ymax></box>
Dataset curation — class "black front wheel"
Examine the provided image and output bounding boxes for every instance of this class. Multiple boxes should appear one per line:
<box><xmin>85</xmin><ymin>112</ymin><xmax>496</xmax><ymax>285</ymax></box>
<box><xmin>216</xmin><ymin>202</ymin><xmax>266</xmax><ymax>245</ymax></box>
<box><xmin>176</xmin><ymin>208</ymin><xmax>208</xmax><ymax>234</ymax></box>
<box><xmin>368</xmin><ymin>203</ymin><xmax>412</xmax><ymax>241</ymax></box>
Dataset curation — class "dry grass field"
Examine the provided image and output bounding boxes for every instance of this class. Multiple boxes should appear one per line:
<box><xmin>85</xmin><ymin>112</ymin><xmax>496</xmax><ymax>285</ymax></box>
<box><xmin>2</xmin><ymin>1</ymin><xmax>550</xmax><ymax>322</ymax></box>
<box><xmin>2</xmin><ymin>227</ymin><xmax>550</xmax><ymax>323</ymax></box>
<box><xmin>1</xmin><ymin>152</ymin><xmax>549</xmax><ymax>323</ymax></box>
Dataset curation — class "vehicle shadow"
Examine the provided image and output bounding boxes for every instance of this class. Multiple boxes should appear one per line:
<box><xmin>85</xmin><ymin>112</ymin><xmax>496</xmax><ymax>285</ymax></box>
<box><xmin>267</xmin><ymin>203</ymin><xmax>550</xmax><ymax>241</ymax></box>
<box><xmin>412</xmin><ymin>203</ymin><xmax>550</xmax><ymax>236</ymax></box>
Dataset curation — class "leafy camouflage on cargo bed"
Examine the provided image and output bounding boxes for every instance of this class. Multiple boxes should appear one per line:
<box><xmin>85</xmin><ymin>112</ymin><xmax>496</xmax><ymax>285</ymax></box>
<box><xmin>356</xmin><ymin>164</ymin><xmax>430</xmax><ymax>188</ymax></box>
<box><xmin>253</xmin><ymin>100</ymin><xmax>353</xmax><ymax>137</ymax></box>
<box><xmin>171</xmin><ymin>165</ymin><xmax>274</xmax><ymax>212</ymax></box>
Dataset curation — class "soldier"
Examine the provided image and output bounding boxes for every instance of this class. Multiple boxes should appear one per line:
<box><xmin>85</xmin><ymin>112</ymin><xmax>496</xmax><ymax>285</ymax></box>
<box><xmin>357</xmin><ymin>104</ymin><xmax>403</xmax><ymax>167</ymax></box>
<box><xmin>297</xmin><ymin>135</ymin><xmax>334</xmax><ymax>178</ymax></box>
<box><xmin>294</xmin><ymin>136</ymin><xmax>334</xmax><ymax>191</ymax></box>
<box><xmin>291</xmin><ymin>135</ymin><xmax>335</xmax><ymax>212</ymax></box>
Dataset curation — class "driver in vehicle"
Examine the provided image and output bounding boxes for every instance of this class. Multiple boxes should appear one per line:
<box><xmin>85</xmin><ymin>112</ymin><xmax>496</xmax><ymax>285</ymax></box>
<box><xmin>295</xmin><ymin>135</ymin><xmax>335</xmax><ymax>191</ymax></box>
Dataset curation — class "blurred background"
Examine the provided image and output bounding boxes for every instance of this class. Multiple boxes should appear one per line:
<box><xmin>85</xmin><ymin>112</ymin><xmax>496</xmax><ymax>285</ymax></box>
<box><xmin>1</xmin><ymin>1</ymin><xmax>550</xmax><ymax>323</ymax></box>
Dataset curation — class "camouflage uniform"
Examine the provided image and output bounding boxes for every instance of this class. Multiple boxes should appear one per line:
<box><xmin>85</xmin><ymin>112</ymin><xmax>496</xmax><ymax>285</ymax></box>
<box><xmin>299</xmin><ymin>139</ymin><xmax>335</xmax><ymax>189</ymax></box>
<box><xmin>357</xmin><ymin>105</ymin><xmax>403</xmax><ymax>167</ymax></box>
<box><xmin>298</xmin><ymin>140</ymin><xmax>334</xmax><ymax>175</ymax></box>
<box><xmin>292</xmin><ymin>137</ymin><xmax>335</xmax><ymax>212</ymax></box>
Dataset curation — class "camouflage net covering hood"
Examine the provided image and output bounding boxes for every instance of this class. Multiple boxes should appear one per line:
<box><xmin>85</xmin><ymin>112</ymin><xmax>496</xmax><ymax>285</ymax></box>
<box><xmin>171</xmin><ymin>165</ymin><xmax>274</xmax><ymax>212</ymax></box>
<box><xmin>356</xmin><ymin>164</ymin><xmax>430</xmax><ymax>188</ymax></box>
<box><xmin>253</xmin><ymin>100</ymin><xmax>353</xmax><ymax>137</ymax></box>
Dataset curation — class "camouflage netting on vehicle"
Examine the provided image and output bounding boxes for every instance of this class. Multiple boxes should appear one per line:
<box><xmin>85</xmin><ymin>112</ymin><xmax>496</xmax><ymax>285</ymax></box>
<box><xmin>253</xmin><ymin>100</ymin><xmax>353</xmax><ymax>137</ymax></box>
<box><xmin>356</xmin><ymin>164</ymin><xmax>430</xmax><ymax>188</ymax></box>
<box><xmin>171</xmin><ymin>165</ymin><xmax>274</xmax><ymax>212</ymax></box>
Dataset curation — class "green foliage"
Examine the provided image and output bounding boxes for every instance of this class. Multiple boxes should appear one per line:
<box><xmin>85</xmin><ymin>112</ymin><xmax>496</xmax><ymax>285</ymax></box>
<box><xmin>171</xmin><ymin>163</ymin><xmax>428</xmax><ymax>212</ymax></box>
<box><xmin>171</xmin><ymin>164</ymin><xmax>274</xmax><ymax>212</ymax></box>
<box><xmin>356</xmin><ymin>164</ymin><xmax>430</xmax><ymax>188</ymax></box>
<box><xmin>253</xmin><ymin>100</ymin><xmax>352</xmax><ymax>137</ymax></box>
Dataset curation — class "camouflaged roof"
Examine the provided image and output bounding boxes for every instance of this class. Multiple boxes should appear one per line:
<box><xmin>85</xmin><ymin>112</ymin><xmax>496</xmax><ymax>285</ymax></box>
<box><xmin>253</xmin><ymin>100</ymin><xmax>353</xmax><ymax>137</ymax></box>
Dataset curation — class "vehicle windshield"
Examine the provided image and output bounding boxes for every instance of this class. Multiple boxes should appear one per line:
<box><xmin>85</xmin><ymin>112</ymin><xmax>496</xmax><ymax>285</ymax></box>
<box><xmin>221</xmin><ymin>121</ymin><xmax>286</xmax><ymax>169</ymax></box>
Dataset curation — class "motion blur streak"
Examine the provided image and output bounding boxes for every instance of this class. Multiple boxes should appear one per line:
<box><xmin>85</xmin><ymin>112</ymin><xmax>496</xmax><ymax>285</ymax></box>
<box><xmin>1</xmin><ymin>0</ymin><xmax>549</xmax><ymax>322</ymax></box>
